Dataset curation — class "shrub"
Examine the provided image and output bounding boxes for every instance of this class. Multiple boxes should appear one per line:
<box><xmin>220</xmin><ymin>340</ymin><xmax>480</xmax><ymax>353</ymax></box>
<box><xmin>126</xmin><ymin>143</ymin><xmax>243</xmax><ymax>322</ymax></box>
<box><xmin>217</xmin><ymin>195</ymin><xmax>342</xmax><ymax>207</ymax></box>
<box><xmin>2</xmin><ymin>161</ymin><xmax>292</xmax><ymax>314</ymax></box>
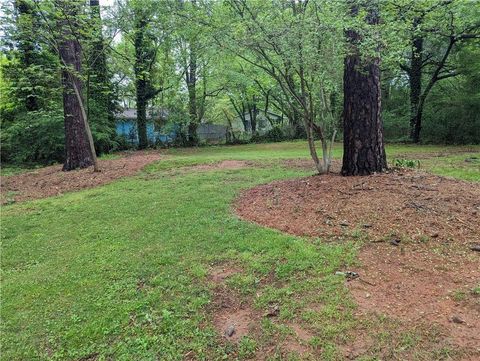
<box><xmin>393</xmin><ymin>158</ymin><xmax>420</xmax><ymax>168</ymax></box>
<box><xmin>250</xmin><ymin>126</ymin><xmax>288</xmax><ymax>143</ymax></box>
<box><xmin>263</xmin><ymin>126</ymin><xmax>286</xmax><ymax>142</ymax></box>
<box><xmin>1</xmin><ymin>110</ymin><xmax>65</xmax><ymax>164</ymax></box>
<box><xmin>1</xmin><ymin>110</ymin><xmax>119</xmax><ymax>165</ymax></box>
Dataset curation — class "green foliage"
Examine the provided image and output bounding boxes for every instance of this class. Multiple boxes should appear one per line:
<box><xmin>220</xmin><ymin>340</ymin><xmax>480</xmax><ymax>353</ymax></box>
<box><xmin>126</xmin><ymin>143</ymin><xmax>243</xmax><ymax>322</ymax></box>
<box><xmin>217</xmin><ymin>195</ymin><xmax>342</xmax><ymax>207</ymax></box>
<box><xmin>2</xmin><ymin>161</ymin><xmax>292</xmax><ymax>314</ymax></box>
<box><xmin>383</xmin><ymin>40</ymin><xmax>480</xmax><ymax>145</ymax></box>
<box><xmin>0</xmin><ymin>110</ymin><xmax>65</xmax><ymax>164</ymax></box>
<box><xmin>238</xmin><ymin>337</ymin><xmax>257</xmax><ymax>359</ymax></box>
<box><xmin>1</xmin><ymin>0</ymin><xmax>479</xmax><ymax>167</ymax></box>
<box><xmin>251</xmin><ymin>126</ymin><xmax>288</xmax><ymax>143</ymax></box>
<box><xmin>88</xmin><ymin>107</ymin><xmax>120</xmax><ymax>154</ymax></box>
<box><xmin>472</xmin><ymin>286</ymin><xmax>480</xmax><ymax>296</ymax></box>
<box><xmin>0</xmin><ymin>109</ymin><xmax>121</xmax><ymax>164</ymax></box>
<box><xmin>0</xmin><ymin>0</ymin><xmax>119</xmax><ymax>165</ymax></box>
<box><xmin>381</xmin><ymin>0</ymin><xmax>480</xmax><ymax>144</ymax></box>
<box><xmin>392</xmin><ymin>158</ymin><xmax>420</xmax><ymax>169</ymax></box>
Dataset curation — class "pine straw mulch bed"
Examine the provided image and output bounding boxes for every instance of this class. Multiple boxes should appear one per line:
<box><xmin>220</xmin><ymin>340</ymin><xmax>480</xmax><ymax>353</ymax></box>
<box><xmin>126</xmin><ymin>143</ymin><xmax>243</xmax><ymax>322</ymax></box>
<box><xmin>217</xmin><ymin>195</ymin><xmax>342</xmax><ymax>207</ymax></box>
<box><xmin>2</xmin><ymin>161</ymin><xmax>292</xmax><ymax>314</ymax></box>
<box><xmin>235</xmin><ymin>169</ymin><xmax>480</xmax><ymax>357</ymax></box>
<box><xmin>0</xmin><ymin>151</ymin><xmax>162</xmax><ymax>204</ymax></box>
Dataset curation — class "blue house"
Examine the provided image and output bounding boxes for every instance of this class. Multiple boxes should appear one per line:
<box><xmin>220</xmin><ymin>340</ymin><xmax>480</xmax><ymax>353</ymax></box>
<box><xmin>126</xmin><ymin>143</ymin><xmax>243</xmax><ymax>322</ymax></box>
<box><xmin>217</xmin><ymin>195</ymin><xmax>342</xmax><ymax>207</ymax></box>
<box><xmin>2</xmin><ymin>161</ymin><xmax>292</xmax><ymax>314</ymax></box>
<box><xmin>115</xmin><ymin>108</ymin><xmax>231</xmax><ymax>145</ymax></box>
<box><xmin>115</xmin><ymin>108</ymin><xmax>176</xmax><ymax>145</ymax></box>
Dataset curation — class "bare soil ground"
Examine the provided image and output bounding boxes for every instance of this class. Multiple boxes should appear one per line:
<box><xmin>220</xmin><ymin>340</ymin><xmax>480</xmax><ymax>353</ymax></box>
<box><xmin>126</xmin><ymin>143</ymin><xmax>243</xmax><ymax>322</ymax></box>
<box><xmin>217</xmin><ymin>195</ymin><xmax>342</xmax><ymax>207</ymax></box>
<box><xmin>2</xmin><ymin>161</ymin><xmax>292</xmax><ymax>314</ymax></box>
<box><xmin>1</xmin><ymin>151</ymin><xmax>162</xmax><ymax>204</ymax></box>
<box><xmin>208</xmin><ymin>264</ymin><xmax>318</xmax><ymax>360</ymax></box>
<box><xmin>235</xmin><ymin>169</ymin><xmax>480</xmax><ymax>356</ymax></box>
<box><xmin>209</xmin><ymin>265</ymin><xmax>256</xmax><ymax>343</ymax></box>
<box><xmin>186</xmin><ymin>160</ymin><xmax>250</xmax><ymax>172</ymax></box>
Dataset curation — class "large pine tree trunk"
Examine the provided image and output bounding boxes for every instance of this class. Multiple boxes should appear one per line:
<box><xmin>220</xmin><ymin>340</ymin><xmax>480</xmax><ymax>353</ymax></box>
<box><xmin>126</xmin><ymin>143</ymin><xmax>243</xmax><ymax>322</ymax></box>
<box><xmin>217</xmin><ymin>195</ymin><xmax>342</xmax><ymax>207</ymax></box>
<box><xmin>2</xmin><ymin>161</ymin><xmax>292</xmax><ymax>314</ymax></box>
<box><xmin>341</xmin><ymin>1</ymin><xmax>386</xmax><ymax>176</ymax></box>
<box><xmin>58</xmin><ymin>6</ymin><xmax>94</xmax><ymax>171</ymax></box>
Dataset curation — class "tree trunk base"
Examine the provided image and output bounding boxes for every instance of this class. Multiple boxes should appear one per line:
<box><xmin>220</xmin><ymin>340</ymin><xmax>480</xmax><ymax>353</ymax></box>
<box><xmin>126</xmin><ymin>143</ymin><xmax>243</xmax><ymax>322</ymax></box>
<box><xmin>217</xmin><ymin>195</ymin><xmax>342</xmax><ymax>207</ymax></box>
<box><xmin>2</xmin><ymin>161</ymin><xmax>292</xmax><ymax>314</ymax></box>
<box><xmin>63</xmin><ymin>158</ymin><xmax>93</xmax><ymax>172</ymax></box>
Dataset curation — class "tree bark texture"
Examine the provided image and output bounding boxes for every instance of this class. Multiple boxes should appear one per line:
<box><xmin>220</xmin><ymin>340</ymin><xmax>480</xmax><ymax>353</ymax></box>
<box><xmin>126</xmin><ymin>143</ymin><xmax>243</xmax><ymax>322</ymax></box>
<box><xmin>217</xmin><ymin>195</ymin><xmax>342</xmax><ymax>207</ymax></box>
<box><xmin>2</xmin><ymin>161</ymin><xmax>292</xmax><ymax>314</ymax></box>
<box><xmin>187</xmin><ymin>44</ymin><xmax>198</xmax><ymax>146</ymax></box>
<box><xmin>248</xmin><ymin>99</ymin><xmax>258</xmax><ymax>133</ymax></box>
<box><xmin>88</xmin><ymin>0</ymin><xmax>110</xmax><ymax>113</ymax></box>
<box><xmin>58</xmin><ymin>6</ymin><xmax>94</xmax><ymax>171</ymax></box>
<box><xmin>134</xmin><ymin>16</ymin><xmax>149</xmax><ymax>149</ymax></box>
<box><xmin>135</xmin><ymin>78</ymin><xmax>148</xmax><ymax>149</ymax></box>
<box><xmin>342</xmin><ymin>1</ymin><xmax>387</xmax><ymax>176</ymax></box>
<box><xmin>409</xmin><ymin>20</ymin><xmax>423</xmax><ymax>143</ymax></box>
<box><xmin>15</xmin><ymin>0</ymin><xmax>39</xmax><ymax>111</ymax></box>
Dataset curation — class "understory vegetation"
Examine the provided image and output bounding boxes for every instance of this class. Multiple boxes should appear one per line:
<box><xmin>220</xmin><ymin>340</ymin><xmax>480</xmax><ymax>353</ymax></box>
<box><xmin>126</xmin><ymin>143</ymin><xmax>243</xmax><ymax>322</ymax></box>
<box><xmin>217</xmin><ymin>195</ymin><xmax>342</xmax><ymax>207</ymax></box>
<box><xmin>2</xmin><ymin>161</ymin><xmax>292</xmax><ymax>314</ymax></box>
<box><xmin>0</xmin><ymin>0</ymin><xmax>479</xmax><ymax>167</ymax></box>
<box><xmin>1</xmin><ymin>143</ymin><xmax>479</xmax><ymax>360</ymax></box>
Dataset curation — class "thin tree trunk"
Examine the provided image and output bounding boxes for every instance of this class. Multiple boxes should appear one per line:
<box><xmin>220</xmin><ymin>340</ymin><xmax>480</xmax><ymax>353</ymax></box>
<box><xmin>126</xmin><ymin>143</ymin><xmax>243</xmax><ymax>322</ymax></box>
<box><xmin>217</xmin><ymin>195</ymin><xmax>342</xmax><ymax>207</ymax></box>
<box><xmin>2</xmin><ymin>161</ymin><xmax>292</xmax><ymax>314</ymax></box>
<box><xmin>229</xmin><ymin>97</ymin><xmax>248</xmax><ymax>131</ymax></box>
<box><xmin>136</xmin><ymin>78</ymin><xmax>148</xmax><ymax>149</ymax></box>
<box><xmin>305</xmin><ymin>117</ymin><xmax>323</xmax><ymax>174</ymax></box>
<box><xmin>291</xmin><ymin>108</ymin><xmax>304</xmax><ymax>138</ymax></box>
<box><xmin>15</xmin><ymin>0</ymin><xmax>39</xmax><ymax>111</ymax></box>
<box><xmin>411</xmin><ymin>108</ymin><xmax>423</xmax><ymax>143</ymax></box>
<box><xmin>409</xmin><ymin>35</ymin><xmax>458</xmax><ymax>143</ymax></box>
<box><xmin>187</xmin><ymin>44</ymin><xmax>198</xmax><ymax>146</ymax></box>
<box><xmin>58</xmin><ymin>3</ymin><xmax>95</xmax><ymax>171</ymax></box>
<box><xmin>250</xmin><ymin>97</ymin><xmax>258</xmax><ymax>133</ymax></box>
<box><xmin>409</xmin><ymin>24</ymin><xmax>423</xmax><ymax>143</ymax></box>
<box><xmin>88</xmin><ymin>0</ymin><xmax>111</xmax><ymax>121</ymax></box>
<box><xmin>134</xmin><ymin>16</ymin><xmax>149</xmax><ymax>149</ymax></box>
<box><xmin>223</xmin><ymin>109</ymin><xmax>236</xmax><ymax>142</ymax></box>
<box><xmin>71</xmin><ymin>76</ymin><xmax>99</xmax><ymax>172</ymax></box>
<box><xmin>342</xmin><ymin>1</ymin><xmax>387</xmax><ymax>176</ymax></box>
<box><xmin>285</xmin><ymin>71</ymin><xmax>304</xmax><ymax>137</ymax></box>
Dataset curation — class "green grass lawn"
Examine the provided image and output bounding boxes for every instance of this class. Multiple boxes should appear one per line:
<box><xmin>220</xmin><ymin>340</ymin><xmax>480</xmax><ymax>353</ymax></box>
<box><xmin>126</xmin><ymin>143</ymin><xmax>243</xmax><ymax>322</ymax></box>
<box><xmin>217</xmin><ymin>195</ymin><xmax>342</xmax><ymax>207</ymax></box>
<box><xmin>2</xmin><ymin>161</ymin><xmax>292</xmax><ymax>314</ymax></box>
<box><xmin>1</xmin><ymin>142</ymin><xmax>479</xmax><ymax>360</ymax></box>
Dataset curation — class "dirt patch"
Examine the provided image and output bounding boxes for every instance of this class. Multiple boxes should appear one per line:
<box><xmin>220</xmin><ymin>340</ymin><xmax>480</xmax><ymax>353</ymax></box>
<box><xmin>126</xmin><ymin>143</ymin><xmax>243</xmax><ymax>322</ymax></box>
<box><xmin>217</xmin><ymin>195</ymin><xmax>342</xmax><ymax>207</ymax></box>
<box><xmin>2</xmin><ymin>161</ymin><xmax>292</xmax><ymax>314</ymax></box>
<box><xmin>208</xmin><ymin>264</ymin><xmax>257</xmax><ymax>342</ymax></box>
<box><xmin>279</xmin><ymin>339</ymin><xmax>310</xmax><ymax>358</ymax></box>
<box><xmin>257</xmin><ymin>321</ymin><xmax>315</xmax><ymax>360</ymax></box>
<box><xmin>289</xmin><ymin>323</ymin><xmax>314</xmax><ymax>344</ymax></box>
<box><xmin>283</xmin><ymin>323</ymin><xmax>313</xmax><ymax>355</ymax></box>
<box><xmin>349</xmin><ymin>243</ymin><xmax>480</xmax><ymax>349</ymax></box>
<box><xmin>282</xmin><ymin>158</ymin><xmax>341</xmax><ymax>173</ymax></box>
<box><xmin>394</xmin><ymin>149</ymin><xmax>480</xmax><ymax>160</ymax></box>
<box><xmin>235</xmin><ymin>170</ymin><xmax>480</xmax><ymax>353</ymax></box>
<box><xmin>207</xmin><ymin>265</ymin><xmax>317</xmax><ymax>359</ymax></box>
<box><xmin>209</xmin><ymin>265</ymin><xmax>242</xmax><ymax>284</ymax></box>
<box><xmin>235</xmin><ymin>170</ymin><xmax>479</xmax><ymax>243</ymax></box>
<box><xmin>214</xmin><ymin>308</ymin><xmax>254</xmax><ymax>342</ymax></box>
<box><xmin>186</xmin><ymin>160</ymin><xmax>250</xmax><ymax>172</ymax></box>
<box><xmin>1</xmin><ymin>151</ymin><xmax>162</xmax><ymax>204</ymax></box>
<box><xmin>341</xmin><ymin>333</ymin><xmax>374</xmax><ymax>360</ymax></box>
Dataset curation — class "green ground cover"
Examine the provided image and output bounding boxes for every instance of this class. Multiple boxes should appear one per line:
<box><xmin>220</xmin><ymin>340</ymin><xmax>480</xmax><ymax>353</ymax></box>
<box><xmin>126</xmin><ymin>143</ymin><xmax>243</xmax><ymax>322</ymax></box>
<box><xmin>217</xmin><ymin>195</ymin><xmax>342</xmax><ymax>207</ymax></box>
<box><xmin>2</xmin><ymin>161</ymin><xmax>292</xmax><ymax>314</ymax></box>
<box><xmin>1</xmin><ymin>142</ymin><xmax>479</xmax><ymax>360</ymax></box>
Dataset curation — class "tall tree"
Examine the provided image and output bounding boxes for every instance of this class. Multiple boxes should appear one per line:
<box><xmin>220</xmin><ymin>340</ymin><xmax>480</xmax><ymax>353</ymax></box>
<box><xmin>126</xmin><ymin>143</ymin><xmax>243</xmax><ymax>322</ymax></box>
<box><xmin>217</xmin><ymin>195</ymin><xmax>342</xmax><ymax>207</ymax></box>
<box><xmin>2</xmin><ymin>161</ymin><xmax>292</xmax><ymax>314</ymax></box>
<box><xmin>342</xmin><ymin>0</ymin><xmax>387</xmax><ymax>176</ymax></box>
<box><xmin>113</xmin><ymin>0</ymin><xmax>174</xmax><ymax>148</ymax></box>
<box><xmin>86</xmin><ymin>0</ymin><xmax>117</xmax><ymax>153</ymax></box>
<box><xmin>224</xmin><ymin>0</ymin><xmax>342</xmax><ymax>173</ymax></box>
<box><xmin>185</xmin><ymin>40</ymin><xmax>198</xmax><ymax>145</ymax></box>
<box><xmin>133</xmin><ymin>9</ymin><xmax>153</xmax><ymax>149</ymax></box>
<box><xmin>396</xmin><ymin>0</ymin><xmax>480</xmax><ymax>142</ymax></box>
<box><xmin>14</xmin><ymin>0</ymin><xmax>39</xmax><ymax>111</ymax></box>
<box><xmin>174</xmin><ymin>0</ymin><xmax>223</xmax><ymax>146</ymax></box>
<box><xmin>128</xmin><ymin>0</ymin><xmax>165</xmax><ymax>149</ymax></box>
<box><xmin>56</xmin><ymin>0</ymin><xmax>98</xmax><ymax>171</ymax></box>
